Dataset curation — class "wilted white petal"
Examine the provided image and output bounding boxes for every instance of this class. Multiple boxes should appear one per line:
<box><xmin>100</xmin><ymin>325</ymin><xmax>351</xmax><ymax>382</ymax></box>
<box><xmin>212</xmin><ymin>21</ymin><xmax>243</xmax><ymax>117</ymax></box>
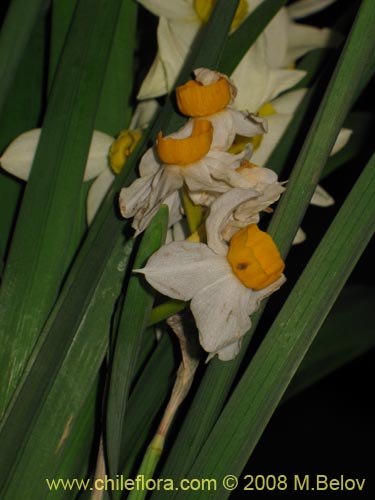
<box><xmin>129</xmin><ymin>100</ymin><xmax>160</xmax><ymax>129</ymax></box>
<box><xmin>293</xmin><ymin>227</ymin><xmax>306</xmax><ymax>245</ymax></box>
<box><xmin>194</xmin><ymin>67</ymin><xmax>237</xmax><ymax>102</ymax></box>
<box><xmin>87</xmin><ymin>168</ymin><xmax>115</xmax><ymax>224</ymax></box>
<box><xmin>137</xmin><ymin>241</ymin><xmax>229</xmax><ymax>300</ymax></box>
<box><xmin>213</xmin><ymin>340</ymin><xmax>242</xmax><ymax>362</ymax></box>
<box><xmin>331</xmin><ymin>128</ymin><xmax>352</xmax><ymax>155</ymax></box>
<box><xmin>192</xmin><ymin>273</ymin><xmax>286</xmax><ymax>361</ymax></box>
<box><xmin>205</xmin><ymin>110</ymin><xmax>236</xmax><ymax>150</ymax></box>
<box><xmin>119</xmin><ymin>174</ymin><xmax>154</xmax><ymax>217</ymax></box>
<box><xmin>1</xmin><ymin>129</ymin><xmax>113</xmax><ymax>182</ymax></box>
<box><xmin>238</xmin><ymin>165</ymin><xmax>278</xmax><ymax>185</ymax></box>
<box><xmin>311</xmin><ymin>184</ymin><xmax>334</xmax><ymax>207</ymax></box>
<box><xmin>288</xmin><ymin>0</ymin><xmax>338</xmax><ymax>20</ymax></box>
<box><xmin>191</xmin><ymin>272</ymin><xmax>253</xmax><ymax>359</ymax></box>
<box><xmin>139</xmin><ymin>146</ymin><xmax>161</xmax><ymax>177</ymax></box>
<box><xmin>206</xmin><ymin>188</ymin><xmax>261</xmax><ymax>255</ymax></box>
<box><xmin>230</xmin><ymin>110</ymin><xmax>268</xmax><ymax>136</ymax></box>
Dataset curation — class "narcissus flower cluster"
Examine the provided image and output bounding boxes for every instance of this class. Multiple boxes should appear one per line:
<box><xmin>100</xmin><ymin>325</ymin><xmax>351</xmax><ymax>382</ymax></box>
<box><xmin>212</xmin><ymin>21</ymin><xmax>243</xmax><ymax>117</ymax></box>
<box><xmin>123</xmin><ymin>68</ymin><xmax>286</xmax><ymax>361</ymax></box>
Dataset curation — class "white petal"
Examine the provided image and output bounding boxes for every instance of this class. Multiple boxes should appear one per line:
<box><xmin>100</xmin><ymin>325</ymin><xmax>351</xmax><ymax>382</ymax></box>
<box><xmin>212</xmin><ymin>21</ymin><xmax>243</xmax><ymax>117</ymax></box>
<box><xmin>158</xmin><ymin>18</ymin><xmax>198</xmax><ymax>93</ymax></box>
<box><xmin>310</xmin><ymin>184</ymin><xmax>334</xmax><ymax>207</ymax></box>
<box><xmin>233</xmin><ymin>46</ymin><xmax>306</xmax><ymax>111</ymax></box>
<box><xmin>137</xmin><ymin>52</ymin><xmax>169</xmax><ymax>99</ymax></box>
<box><xmin>288</xmin><ymin>0</ymin><xmax>338</xmax><ymax>20</ymax></box>
<box><xmin>192</xmin><ymin>273</ymin><xmax>286</xmax><ymax>361</ymax></box>
<box><xmin>263</xmin><ymin>9</ymin><xmax>290</xmax><ymax>69</ymax></box>
<box><xmin>119</xmin><ymin>174</ymin><xmax>155</xmax><ymax>218</ymax></box>
<box><xmin>84</xmin><ymin>131</ymin><xmax>114</xmax><ymax>181</ymax></box>
<box><xmin>293</xmin><ymin>227</ymin><xmax>306</xmax><ymax>245</ymax></box>
<box><xmin>206</xmin><ymin>188</ymin><xmax>261</xmax><ymax>255</ymax></box>
<box><xmin>213</xmin><ymin>341</ymin><xmax>242</xmax><ymax>362</ymax></box>
<box><xmin>251</xmin><ymin>114</ymin><xmax>291</xmax><ymax>166</ymax></box>
<box><xmin>230</xmin><ymin>110</ymin><xmax>268</xmax><ymax>136</ymax></box>
<box><xmin>271</xmin><ymin>88</ymin><xmax>307</xmax><ymax>114</ymax></box>
<box><xmin>0</xmin><ymin>129</ymin><xmax>113</xmax><ymax>182</ymax></box>
<box><xmin>0</xmin><ymin>128</ymin><xmax>41</xmax><ymax>180</ymax></box>
<box><xmin>137</xmin><ymin>241</ymin><xmax>229</xmax><ymax>300</ymax></box>
<box><xmin>137</xmin><ymin>0</ymin><xmax>195</xmax><ymax>20</ymax></box>
<box><xmin>331</xmin><ymin>128</ymin><xmax>352</xmax><ymax>156</ymax></box>
<box><xmin>191</xmin><ymin>272</ymin><xmax>253</xmax><ymax>359</ymax></box>
<box><xmin>86</xmin><ymin>168</ymin><xmax>115</xmax><ymax>224</ymax></box>
<box><xmin>129</xmin><ymin>100</ymin><xmax>160</xmax><ymax>129</ymax></box>
<box><xmin>139</xmin><ymin>146</ymin><xmax>161</xmax><ymax>177</ymax></box>
<box><xmin>285</xmin><ymin>24</ymin><xmax>336</xmax><ymax>67</ymax></box>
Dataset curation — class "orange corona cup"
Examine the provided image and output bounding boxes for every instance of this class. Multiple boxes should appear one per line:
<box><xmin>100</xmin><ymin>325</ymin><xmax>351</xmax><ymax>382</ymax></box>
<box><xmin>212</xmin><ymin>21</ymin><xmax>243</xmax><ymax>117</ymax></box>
<box><xmin>157</xmin><ymin>119</ymin><xmax>213</xmax><ymax>166</ymax></box>
<box><xmin>227</xmin><ymin>224</ymin><xmax>285</xmax><ymax>290</ymax></box>
<box><xmin>176</xmin><ymin>78</ymin><xmax>232</xmax><ymax>117</ymax></box>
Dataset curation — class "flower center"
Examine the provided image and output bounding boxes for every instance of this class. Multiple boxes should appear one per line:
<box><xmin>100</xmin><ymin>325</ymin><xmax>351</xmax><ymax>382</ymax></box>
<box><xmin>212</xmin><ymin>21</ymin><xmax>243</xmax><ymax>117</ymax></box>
<box><xmin>176</xmin><ymin>78</ymin><xmax>232</xmax><ymax>117</ymax></box>
<box><xmin>157</xmin><ymin>119</ymin><xmax>213</xmax><ymax>166</ymax></box>
<box><xmin>110</xmin><ymin>130</ymin><xmax>142</xmax><ymax>174</ymax></box>
<box><xmin>227</xmin><ymin>224</ymin><xmax>284</xmax><ymax>290</ymax></box>
<box><xmin>229</xmin><ymin>101</ymin><xmax>276</xmax><ymax>154</ymax></box>
<box><xmin>194</xmin><ymin>0</ymin><xmax>249</xmax><ymax>30</ymax></box>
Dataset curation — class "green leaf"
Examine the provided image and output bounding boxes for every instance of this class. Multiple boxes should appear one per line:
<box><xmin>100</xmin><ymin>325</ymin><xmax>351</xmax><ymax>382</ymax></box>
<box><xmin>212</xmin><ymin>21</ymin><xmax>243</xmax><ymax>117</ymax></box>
<box><xmin>182</xmin><ymin>152</ymin><xmax>375</xmax><ymax>498</ymax></box>
<box><xmin>219</xmin><ymin>0</ymin><xmax>288</xmax><ymax>75</ymax></box>
<box><xmin>0</xmin><ymin>236</ymin><xmax>134</xmax><ymax>498</ymax></box>
<box><xmin>0</xmin><ymin>0</ymin><xmax>49</xmax><ymax>116</ymax></box>
<box><xmin>106</xmin><ymin>206</ymin><xmax>169</xmax><ymax>478</ymax></box>
<box><xmin>284</xmin><ymin>285</ymin><xmax>375</xmax><ymax>400</ymax></box>
<box><xmin>0</xmin><ymin>0</ymin><xmax>125</xmax><ymax>418</ymax></box>
<box><xmin>0</xmin><ymin>17</ymin><xmax>46</xmax><ymax>264</ymax></box>
<box><xmin>153</xmin><ymin>0</ymin><xmax>375</xmax><ymax>487</ymax></box>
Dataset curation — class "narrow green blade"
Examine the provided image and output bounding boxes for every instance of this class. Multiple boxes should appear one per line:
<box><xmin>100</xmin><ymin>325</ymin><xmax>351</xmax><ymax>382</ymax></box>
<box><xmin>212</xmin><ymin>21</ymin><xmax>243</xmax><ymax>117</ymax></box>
<box><xmin>0</xmin><ymin>0</ymin><xmax>124</xmax><ymax>417</ymax></box>
<box><xmin>106</xmin><ymin>207</ymin><xmax>169</xmax><ymax>477</ymax></box>
<box><xmin>153</xmin><ymin>0</ymin><xmax>375</xmax><ymax>486</ymax></box>
<box><xmin>182</xmin><ymin>153</ymin><xmax>375</xmax><ymax>498</ymax></box>
<box><xmin>0</xmin><ymin>236</ymin><xmax>134</xmax><ymax>497</ymax></box>
<box><xmin>0</xmin><ymin>0</ymin><xmax>49</xmax><ymax>115</ymax></box>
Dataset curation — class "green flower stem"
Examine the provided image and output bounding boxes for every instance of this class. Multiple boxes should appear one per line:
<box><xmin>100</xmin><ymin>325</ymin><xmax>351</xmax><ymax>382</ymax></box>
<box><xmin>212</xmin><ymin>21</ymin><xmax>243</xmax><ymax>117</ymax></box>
<box><xmin>148</xmin><ymin>301</ymin><xmax>187</xmax><ymax>327</ymax></box>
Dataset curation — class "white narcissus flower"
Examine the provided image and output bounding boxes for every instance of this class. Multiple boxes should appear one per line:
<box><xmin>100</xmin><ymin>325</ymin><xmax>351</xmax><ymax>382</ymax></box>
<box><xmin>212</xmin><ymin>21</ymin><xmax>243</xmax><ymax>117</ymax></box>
<box><xmin>137</xmin><ymin>0</ymin><xmax>337</xmax><ymax>110</ymax></box>
<box><xmin>0</xmin><ymin>128</ymin><xmax>113</xmax><ymax>183</ymax></box>
<box><xmin>176</xmin><ymin>67</ymin><xmax>268</xmax><ymax>150</ymax></box>
<box><xmin>0</xmin><ymin>100</ymin><xmax>160</xmax><ymax>226</ymax></box>
<box><xmin>87</xmin><ymin>99</ymin><xmax>160</xmax><ymax>223</ymax></box>
<box><xmin>242</xmin><ymin>87</ymin><xmax>352</xmax><ymax>243</ymax></box>
<box><xmin>119</xmin><ymin>117</ymin><xmax>265</xmax><ymax>235</ymax></box>
<box><xmin>137</xmin><ymin>191</ymin><xmax>286</xmax><ymax>361</ymax></box>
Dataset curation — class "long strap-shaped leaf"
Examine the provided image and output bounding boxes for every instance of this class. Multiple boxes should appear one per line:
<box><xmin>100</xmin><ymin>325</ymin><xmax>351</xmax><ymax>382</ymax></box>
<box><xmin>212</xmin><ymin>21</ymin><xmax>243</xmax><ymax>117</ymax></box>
<box><xmin>0</xmin><ymin>237</ymin><xmax>134</xmax><ymax>498</ymax></box>
<box><xmin>105</xmin><ymin>207</ymin><xmax>169</xmax><ymax>479</ymax></box>
<box><xmin>0</xmin><ymin>0</ymin><xmax>124</xmax><ymax>418</ymax></box>
<box><xmin>0</xmin><ymin>0</ymin><xmax>49</xmax><ymax>116</ymax></box>
<box><xmin>152</xmin><ymin>0</ymin><xmax>375</xmax><ymax>487</ymax></box>
<box><xmin>181</xmin><ymin>151</ymin><xmax>375</xmax><ymax>498</ymax></box>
